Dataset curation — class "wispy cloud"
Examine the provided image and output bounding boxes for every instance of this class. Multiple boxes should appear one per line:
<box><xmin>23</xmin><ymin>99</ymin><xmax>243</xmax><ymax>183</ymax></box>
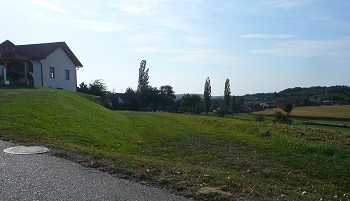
<box><xmin>30</xmin><ymin>11</ymin><xmax>131</xmax><ymax>33</ymax></box>
<box><xmin>251</xmin><ymin>38</ymin><xmax>350</xmax><ymax>58</ymax></box>
<box><xmin>108</xmin><ymin>1</ymin><xmax>163</xmax><ymax>15</ymax></box>
<box><xmin>34</xmin><ymin>12</ymin><xmax>46</xmax><ymax>17</ymax></box>
<box><xmin>73</xmin><ymin>20</ymin><xmax>125</xmax><ymax>33</ymax></box>
<box><xmin>122</xmin><ymin>5</ymin><xmax>152</xmax><ymax>15</ymax></box>
<box><xmin>134</xmin><ymin>46</ymin><xmax>244</xmax><ymax>66</ymax></box>
<box><xmin>240</xmin><ymin>34</ymin><xmax>295</xmax><ymax>39</ymax></box>
<box><xmin>184</xmin><ymin>36</ymin><xmax>209</xmax><ymax>45</ymax></box>
<box><xmin>134</xmin><ymin>46</ymin><xmax>183</xmax><ymax>53</ymax></box>
<box><xmin>107</xmin><ymin>0</ymin><xmax>200</xmax><ymax>34</ymax></box>
<box><xmin>27</xmin><ymin>1</ymin><xmax>134</xmax><ymax>34</ymax></box>
<box><xmin>81</xmin><ymin>10</ymin><xmax>103</xmax><ymax>17</ymax></box>
<box><xmin>173</xmin><ymin>50</ymin><xmax>245</xmax><ymax>66</ymax></box>
<box><xmin>27</xmin><ymin>0</ymin><xmax>67</xmax><ymax>13</ymax></box>
<box><xmin>261</xmin><ymin>0</ymin><xmax>317</xmax><ymax>9</ymax></box>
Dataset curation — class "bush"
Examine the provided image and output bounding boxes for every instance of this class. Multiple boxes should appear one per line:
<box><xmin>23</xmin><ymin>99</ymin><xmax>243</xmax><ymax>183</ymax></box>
<box><xmin>274</xmin><ymin>111</ymin><xmax>292</xmax><ymax>124</ymax></box>
<box><xmin>216</xmin><ymin>108</ymin><xmax>228</xmax><ymax>118</ymax></box>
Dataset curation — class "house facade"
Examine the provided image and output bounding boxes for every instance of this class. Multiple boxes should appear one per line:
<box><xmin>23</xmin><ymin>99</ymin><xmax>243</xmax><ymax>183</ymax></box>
<box><xmin>0</xmin><ymin>40</ymin><xmax>83</xmax><ymax>91</ymax></box>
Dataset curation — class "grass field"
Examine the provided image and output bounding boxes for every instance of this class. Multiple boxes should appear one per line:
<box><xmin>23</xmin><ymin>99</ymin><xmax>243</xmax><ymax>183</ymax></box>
<box><xmin>1</xmin><ymin>87</ymin><xmax>349</xmax><ymax>200</ymax></box>
<box><xmin>254</xmin><ymin>105</ymin><xmax>350</xmax><ymax>120</ymax></box>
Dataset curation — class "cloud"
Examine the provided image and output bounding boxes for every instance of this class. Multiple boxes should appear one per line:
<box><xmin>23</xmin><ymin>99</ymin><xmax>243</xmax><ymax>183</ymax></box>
<box><xmin>27</xmin><ymin>0</ymin><xmax>67</xmax><ymax>13</ymax></box>
<box><xmin>29</xmin><ymin>12</ymin><xmax>128</xmax><ymax>33</ymax></box>
<box><xmin>240</xmin><ymin>34</ymin><xmax>295</xmax><ymax>39</ymax></box>
<box><xmin>134</xmin><ymin>46</ymin><xmax>181</xmax><ymax>53</ymax></box>
<box><xmin>173</xmin><ymin>50</ymin><xmax>245</xmax><ymax>66</ymax></box>
<box><xmin>34</xmin><ymin>13</ymin><xmax>46</xmax><ymax>17</ymax></box>
<box><xmin>126</xmin><ymin>30</ymin><xmax>180</xmax><ymax>46</ymax></box>
<box><xmin>184</xmin><ymin>36</ymin><xmax>208</xmax><ymax>45</ymax></box>
<box><xmin>108</xmin><ymin>1</ymin><xmax>163</xmax><ymax>15</ymax></box>
<box><xmin>261</xmin><ymin>0</ymin><xmax>317</xmax><ymax>9</ymax></box>
<box><xmin>133</xmin><ymin>46</ymin><xmax>244</xmax><ymax>66</ymax></box>
<box><xmin>82</xmin><ymin>10</ymin><xmax>103</xmax><ymax>17</ymax></box>
<box><xmin>187</xmin><ymin>0</ymin><xmax>205</xmax><ymax>3</ymax></box>
<box><xmin>74</xmin><ymin>20</ymin><xmax>124</xmax><ymax>32</ymax></box>
<box><xmin>250</xmin><ymin>38</ymin><xmax>350</xmax><ymax>58</ymax></box>
<box><xmin>122</xmin><ymin>5</ymin><xmax>152</xmax><ymax>14</ymax></box>
<box><xmin>107</xmin><ymin>1</ymin><xmax>199</xmax><ymax>34</ymax></box>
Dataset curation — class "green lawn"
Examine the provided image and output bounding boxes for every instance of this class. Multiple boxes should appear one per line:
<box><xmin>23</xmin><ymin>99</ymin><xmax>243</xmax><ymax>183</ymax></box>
<box><xmin>1</xmin><ymin>87</ymin><xmax>349</xmax><ymax>200</ymax></box>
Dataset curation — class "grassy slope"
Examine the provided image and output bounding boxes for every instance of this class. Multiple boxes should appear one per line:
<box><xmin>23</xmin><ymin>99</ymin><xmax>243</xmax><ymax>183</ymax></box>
<box><xmin>1</xmin><ymin>87</ymin><xmax>349</xmax><ymax>200</ymax></box>
<box><xmin>254</xmin><ymin>105</ymin><xmax>350</xmax><ymax>120</ymax></box>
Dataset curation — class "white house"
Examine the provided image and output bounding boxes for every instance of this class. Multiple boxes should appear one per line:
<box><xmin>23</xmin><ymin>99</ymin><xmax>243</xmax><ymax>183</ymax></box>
<box><xmin>0</xmin><ymin>40</ymin><xmax>83</xmax><ymax>91</ymax></box>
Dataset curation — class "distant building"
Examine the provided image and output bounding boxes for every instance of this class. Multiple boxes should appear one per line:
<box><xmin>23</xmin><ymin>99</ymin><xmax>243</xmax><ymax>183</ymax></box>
<box><xmin>260</xmin><ymin>101</ymin><xmax>276</xmax><ymax>109</ymax></box>
<box><xmin>322</xmin><ymin>100</ymin><xmax>332</xmax><ymax>105</ymax></box>
<box><xmin>0</xmin><ymin>40</ymin><xmax>83</xmax><ymax>91</ymax></box>
<box><xmin>113</xmin><ymin>93</ymin><xmax>139</xmax><ymax>110</ymax></box>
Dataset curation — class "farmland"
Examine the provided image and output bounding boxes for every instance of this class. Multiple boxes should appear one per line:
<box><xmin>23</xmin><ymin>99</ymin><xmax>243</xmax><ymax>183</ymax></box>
<box><xmin>253</xmin><ymin>105</ymin><xmax>350</xmax><ymax>120</ymax></box>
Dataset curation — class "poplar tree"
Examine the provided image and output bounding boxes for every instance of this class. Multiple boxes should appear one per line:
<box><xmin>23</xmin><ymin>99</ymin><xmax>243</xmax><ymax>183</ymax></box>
<box><xmin>224</xmin><ymin>78</ymin><xmax>231</xmax><ymax>110</ymax></box>
<box><xmin>204</xmin><ymin>77</ymin><xmax>211</xmax><ymax>113</ymax></box>
<box><xmin>137</xmin><ymin>60</ymin><xmax>149</xmax><ymax>92</ymax></box>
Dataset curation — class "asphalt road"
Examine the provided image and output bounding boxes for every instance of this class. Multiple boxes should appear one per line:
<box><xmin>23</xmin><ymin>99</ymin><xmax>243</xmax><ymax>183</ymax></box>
<box><xmin>0</xmin><ymin>140</ymin><xmax>189</xmax><ymax>201</ymax></box>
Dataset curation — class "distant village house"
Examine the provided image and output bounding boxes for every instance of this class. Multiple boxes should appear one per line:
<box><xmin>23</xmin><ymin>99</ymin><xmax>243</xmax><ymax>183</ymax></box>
<box><xmin>0</xmin><ymin>40</ymin><xmax>83</xmax><ymax>91</ymax></box>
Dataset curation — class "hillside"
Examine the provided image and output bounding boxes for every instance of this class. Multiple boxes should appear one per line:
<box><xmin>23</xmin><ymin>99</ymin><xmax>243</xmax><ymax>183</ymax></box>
<box><xmin>0</xmin><ymin>87</ymin><xmax>137</xmax><ymax>154</ymax></box>
<box><xmin>1</xmin><ymin>87</ymin><xmax>349</xmax><ymax>200</ymax></box>
<box><xmin>244</xmin><ymin>85</ymin><xmax>350</xmax><ymax>106</ymax></box>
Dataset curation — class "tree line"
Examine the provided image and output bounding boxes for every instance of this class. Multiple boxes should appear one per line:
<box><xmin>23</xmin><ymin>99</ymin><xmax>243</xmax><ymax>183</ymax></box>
<box><xmin>77</xmin><ymin>60</ymin><xmax>234</xmax><ymax>115</ymax></box>
<box><xmin>77</xmin><ymin>60</ymin><xmax>349</xmax><ymax>115</ymax></box>
<box><xmin>77</xmin><ymin>60</ymin><xmax>174</xmax><ymax>111</ymax></box>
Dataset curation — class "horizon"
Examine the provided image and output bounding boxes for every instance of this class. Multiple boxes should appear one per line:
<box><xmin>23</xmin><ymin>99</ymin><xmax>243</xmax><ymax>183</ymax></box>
<box><xmin>1</xmin><ymin>0</ymin><xmax>350</xmax><ymax>96</ymax></box>
<box><xmin>175</xmin><ymin>84</ymin><xmax>350</xmax><ymax>97</ymax></box>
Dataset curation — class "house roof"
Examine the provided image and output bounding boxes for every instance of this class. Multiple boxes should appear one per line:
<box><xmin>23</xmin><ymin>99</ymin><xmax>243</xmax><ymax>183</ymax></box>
<box><xmin>15</xmin><ymin>41</ymin><xmax>83</xmax><ymax>67</ymax></box>
<box><xmin>0</xmin><ymin>40</ymin><xmax>29</xmax><ymax>61</ymax></box>
<box><xmin>115</xmin><ymin>93</ymin><xmax>136</xmax><ymax>103</ymax></box>
<box><xmin>0</xmin><ymin>40</ymin><xmax>15</xmax><ymax>47</ymax></box>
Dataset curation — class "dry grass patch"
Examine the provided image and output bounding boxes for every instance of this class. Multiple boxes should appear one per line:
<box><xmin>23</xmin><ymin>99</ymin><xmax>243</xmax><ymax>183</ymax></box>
<box><xmin>254</xmin><ymin>105</ymin><xmax>350</xmax><ymax>120</ymax></box>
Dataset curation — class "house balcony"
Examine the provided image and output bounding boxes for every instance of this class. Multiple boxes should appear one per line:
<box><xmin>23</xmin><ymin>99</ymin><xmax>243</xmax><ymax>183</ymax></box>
<box><xmin>0</xmin><ymin>60</ymin><xmax>33</xmax><ymax>86</ymax></box>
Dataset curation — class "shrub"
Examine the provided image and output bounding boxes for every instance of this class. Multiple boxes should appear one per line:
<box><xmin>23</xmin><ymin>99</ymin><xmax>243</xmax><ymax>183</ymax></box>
<box><xmin>274</xmin><ymin>111</ymin><xmax>292</xmax><ymax>124</ymax></box>
<box><xmin>216</xmin><ymin>107</ymin><xmax>228</xmax><ymax>118</ymax></box>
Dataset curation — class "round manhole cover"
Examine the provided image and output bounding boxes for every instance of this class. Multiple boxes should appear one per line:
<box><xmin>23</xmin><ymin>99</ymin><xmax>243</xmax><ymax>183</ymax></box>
<box><xmin>3</xmin><ymin>146</ymin><xmax>49</xmax><ymax>155</ymax></box>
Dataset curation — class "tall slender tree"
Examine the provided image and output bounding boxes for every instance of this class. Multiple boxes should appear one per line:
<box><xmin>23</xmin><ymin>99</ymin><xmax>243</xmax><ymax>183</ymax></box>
<box><xmin>137</xmin><ymin>60</ymin><xmax>149</xmax><ymax>92</ymax></box>
<box><xmin>204</xmin><ymin>77</ymin><xmax>211</xmax><ymax>113</ymax></box>
<box><xmin>224</xmin><ymin>78</ymin><xmax>231</xmax><ymax>110</ymax></box>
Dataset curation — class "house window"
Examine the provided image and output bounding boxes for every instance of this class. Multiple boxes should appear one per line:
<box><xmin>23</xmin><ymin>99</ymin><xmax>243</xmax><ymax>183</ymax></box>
<box><xmin>50</xmin><ymin>67</ymin><xmax>55</xmax><ymax>78</ymax></box>
<box><xmin>65</xmin><ymin>70</ymin><xmax>70</xmax><ymax>80</ymax></box>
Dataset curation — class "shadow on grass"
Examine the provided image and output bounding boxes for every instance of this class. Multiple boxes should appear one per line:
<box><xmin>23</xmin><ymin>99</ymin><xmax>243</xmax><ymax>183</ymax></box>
<box><xmin>0</xmin><ymin>84</ymin><xmax>37</xmax><ymax>90</ymax></box>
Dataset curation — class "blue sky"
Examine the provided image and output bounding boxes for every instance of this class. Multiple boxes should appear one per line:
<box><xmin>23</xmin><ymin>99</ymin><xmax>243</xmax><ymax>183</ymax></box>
<box><xmin>1</xmin><ymin>0</ymin><xmax>350</xmax><ymax>95</ymax></box>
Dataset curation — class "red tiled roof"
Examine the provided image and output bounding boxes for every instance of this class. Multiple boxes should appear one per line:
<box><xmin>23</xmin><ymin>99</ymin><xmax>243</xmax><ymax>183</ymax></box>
<box><xmin>15</xmin><ymin>42</ymin><xmax>83</xmax><ymax>67</ymax></box>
